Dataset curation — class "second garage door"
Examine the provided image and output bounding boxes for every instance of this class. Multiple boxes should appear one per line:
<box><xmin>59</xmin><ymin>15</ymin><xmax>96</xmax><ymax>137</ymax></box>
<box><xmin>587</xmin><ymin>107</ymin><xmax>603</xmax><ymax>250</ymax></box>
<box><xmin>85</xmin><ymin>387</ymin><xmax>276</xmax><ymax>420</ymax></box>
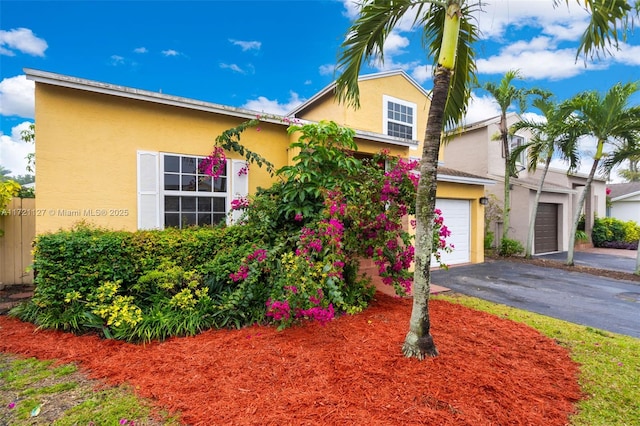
<box><xmin>535</xmin><ymin>203</ymin><xmax>558</xmax><ymax>254</ymax></box>
<box><xmin>434</xmin><ymin>199</ymin><xmax>471</xmax><ymax>265</ymax></box>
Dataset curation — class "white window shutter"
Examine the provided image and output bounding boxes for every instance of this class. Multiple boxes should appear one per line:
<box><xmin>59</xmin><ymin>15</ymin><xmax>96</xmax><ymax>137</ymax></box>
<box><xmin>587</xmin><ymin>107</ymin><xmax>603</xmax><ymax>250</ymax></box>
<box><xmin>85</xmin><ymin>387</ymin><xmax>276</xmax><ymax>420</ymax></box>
<box><xmin>137</xmin><ymin>151</ymin><xmax>161</xmax><ymax>229</ymax></box>
<box><xmin>230</xmin><ymin>160</ymin><xmax>249</xmax><ymax>224</ymax></box>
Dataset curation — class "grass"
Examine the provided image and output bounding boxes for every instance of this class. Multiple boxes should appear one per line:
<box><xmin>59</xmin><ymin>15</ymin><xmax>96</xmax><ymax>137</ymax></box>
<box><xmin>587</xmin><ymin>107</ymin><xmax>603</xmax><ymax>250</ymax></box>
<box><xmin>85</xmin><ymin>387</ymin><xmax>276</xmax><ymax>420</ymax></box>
<box><xmin>435</xmin><ymin>294</ymin><xmax>640</xmax><ymax>426</ymax></box>
<box><xmin>0</xmin><ymin>353</ymin><xmax>181</xmax><ymax>426</ymax></box>
<box><xmin>2</xmin><ymin>295</ymin><xmax>639</xmax><ymax>425</ymax></box>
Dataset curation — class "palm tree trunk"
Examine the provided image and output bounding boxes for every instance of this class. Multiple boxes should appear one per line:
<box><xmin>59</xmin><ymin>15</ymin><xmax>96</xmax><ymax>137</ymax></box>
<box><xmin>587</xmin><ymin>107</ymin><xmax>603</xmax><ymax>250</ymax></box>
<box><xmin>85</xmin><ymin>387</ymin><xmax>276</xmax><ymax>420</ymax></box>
<box><xmin>501</xmin><ymin>123</ymin><xmax>511</xmax><ymax>244</ymax></box>
<box><xmin>402</xmin><ymin>66</ymin><xmax>451</xmax><ymax>360</ymax></box>
<box><xmin>567</xmin><ymin>149</ymin><xmax>601</xmax><ymax>265</ymax></box>
<box><xmin>402</xmin><ymin>1</ymin><xmax>462</xmax><ymax>360</ymax></box>
<box><xmin>525</xmin><ymin>156</ymin><xmax>552</xmax><ymax>258</ymax></box>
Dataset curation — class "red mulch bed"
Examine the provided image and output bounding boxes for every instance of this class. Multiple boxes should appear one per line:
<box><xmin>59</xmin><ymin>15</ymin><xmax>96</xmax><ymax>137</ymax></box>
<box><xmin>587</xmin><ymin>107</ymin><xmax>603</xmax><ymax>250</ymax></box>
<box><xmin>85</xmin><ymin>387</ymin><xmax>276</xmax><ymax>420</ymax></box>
<box><xmin>0</xmin><ymin>293</ymin><xmax>582</xmax><ymax>425</ymax></box>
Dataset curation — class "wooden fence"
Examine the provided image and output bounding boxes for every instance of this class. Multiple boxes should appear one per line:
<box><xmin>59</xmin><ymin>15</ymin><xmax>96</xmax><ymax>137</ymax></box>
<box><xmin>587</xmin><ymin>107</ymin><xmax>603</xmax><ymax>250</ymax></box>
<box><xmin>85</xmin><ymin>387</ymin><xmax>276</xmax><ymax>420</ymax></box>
<box><xmin>0</xmin><ymin>198</ymin><xmax>36</xmax><ymax>287</ymax></box>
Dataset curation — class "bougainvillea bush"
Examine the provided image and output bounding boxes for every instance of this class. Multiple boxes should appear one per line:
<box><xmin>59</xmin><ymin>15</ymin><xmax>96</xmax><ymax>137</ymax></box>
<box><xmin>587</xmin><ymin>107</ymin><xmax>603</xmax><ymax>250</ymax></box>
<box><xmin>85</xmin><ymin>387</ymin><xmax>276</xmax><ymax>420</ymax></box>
<box><xmin>12</xmin><ymin>119</ymin><xmax>452</xmax><ymax>341</ymax></box>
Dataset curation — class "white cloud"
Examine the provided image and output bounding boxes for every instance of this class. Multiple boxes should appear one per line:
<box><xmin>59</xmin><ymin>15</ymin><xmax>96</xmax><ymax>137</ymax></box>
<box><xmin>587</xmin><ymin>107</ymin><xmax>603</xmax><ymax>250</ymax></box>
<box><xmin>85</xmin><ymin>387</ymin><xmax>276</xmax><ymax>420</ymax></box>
<box><xmin>110</xmin><ymin>55</ymin><xmax>125</xmax><ymax>66</ymax></box>
<box><xmin>472</xmin><ymin>0</ymin><xmax>590</xmax><ymax>41</ymax></box>
<box><xmin>220</xmin><ymin>63</ymin><xmax>247</xmax><ymax>74</ymax></box>
<box><xmin>229</xmin><ymin>39</ymin><xmax>261</xmax><ymax>51</ymax></box>
<box><xmin>242</xmin><ymin>91</ymin><xmax>304</xmax><ymax>116</ymax></box>
<box><xmin>410</xmin><ymin>65</ymin><xmax>434</xmax><ymax>84</ymax></box>
<box><xmin>319</xmin><ymin>64</ymin><xmax>335</xmax><ymax>76</ymax></box>
<box><xmin>461</xmin><ymin>93</ymin><xmax>501</xmax><ymax>125</ymax></box>
<box><xmin>0</xmin><ymin>28</ymin><xmax>48</xmax><ymax>57</ymax></box>
<box><xmin>133</xmin><ymin>47</ymin><xmax>148</xmax><ymax>54</ymax></box>
<box><xmin>0</xmin><ymin>121</ymin><xmax>35</xmax><ymax>176</ymax></box>
<box><xmin>0</xmin><ymin>75</ymin><xmax>34</xmax><ymax>118</ymax></box>
<box><xmin>340</xmin><ymin>0</ymin><xmax>360</xmax><ymax>19</ymax></box>
<box><xmin>162</xmin><ymin>49</ymin><xmax>180</xmax><ymax>57</ymax></box>
<box><xmin>383</xmin><ymin>32</ymin><xmax>410</xmax><ymax>56</ymax></box>
<box><xmin>477</xmin><ymin>47</ymin><xmax>608</xmax><ymax>80</ymax></box>
<box><xmin>609</xmin><ymin>41</ymin><xmax>640</xmax><ymax>66</ymax></box>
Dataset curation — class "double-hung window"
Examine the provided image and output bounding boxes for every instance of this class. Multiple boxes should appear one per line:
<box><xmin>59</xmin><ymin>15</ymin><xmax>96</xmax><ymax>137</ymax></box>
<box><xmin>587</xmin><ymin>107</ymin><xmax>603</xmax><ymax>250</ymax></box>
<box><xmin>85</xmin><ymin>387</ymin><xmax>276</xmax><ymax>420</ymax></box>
<box><xmin>383</xmin><ymin>95</ymin><xmax>417</xmax><ymax>141</ymax></box>
<box><xmin>137</xmin><ymin>150</ymin><xmax>248</xmax><ymax>230</ymax></box>
<box><xmin>504</xmin><ymin>135</ymin><xmax>526</xmax><ymax>165</ymax></box>
<box><xmin>162</xmin><ymin>154</ymin><xmax>228</xmax><ymax>228</ymax></box>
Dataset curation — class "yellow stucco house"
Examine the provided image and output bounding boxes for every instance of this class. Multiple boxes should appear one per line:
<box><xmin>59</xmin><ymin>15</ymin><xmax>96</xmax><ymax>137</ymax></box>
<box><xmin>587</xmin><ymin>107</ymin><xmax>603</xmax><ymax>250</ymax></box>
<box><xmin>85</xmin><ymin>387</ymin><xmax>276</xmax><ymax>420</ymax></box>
<box><xmin>25</xmin><ymin>68</ymin><xmax>491</xmax><ymax>265</ymax></box>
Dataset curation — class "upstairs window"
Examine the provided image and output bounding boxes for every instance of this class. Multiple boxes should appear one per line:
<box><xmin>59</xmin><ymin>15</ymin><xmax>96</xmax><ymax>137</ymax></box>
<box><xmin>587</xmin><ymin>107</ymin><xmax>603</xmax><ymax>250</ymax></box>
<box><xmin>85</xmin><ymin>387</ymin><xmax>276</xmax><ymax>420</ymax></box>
<box><xmin>503</xmin><ymin>135</ymin><xmax>526</xmax><ymax>165</ymax></box>
<box><xmin>383</xmin><ymin>95</ymin><xmax>417</xmax><ymax>141</ymax></box>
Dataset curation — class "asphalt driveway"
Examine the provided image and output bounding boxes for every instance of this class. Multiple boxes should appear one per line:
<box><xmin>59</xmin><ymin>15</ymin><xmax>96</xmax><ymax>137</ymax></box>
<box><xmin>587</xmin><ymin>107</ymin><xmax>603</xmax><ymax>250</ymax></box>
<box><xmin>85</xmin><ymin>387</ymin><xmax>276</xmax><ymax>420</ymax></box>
<box><xmin>431</xmin><ymin>251</ymin><xmax>640</xmax><ymax>338</ymax></box>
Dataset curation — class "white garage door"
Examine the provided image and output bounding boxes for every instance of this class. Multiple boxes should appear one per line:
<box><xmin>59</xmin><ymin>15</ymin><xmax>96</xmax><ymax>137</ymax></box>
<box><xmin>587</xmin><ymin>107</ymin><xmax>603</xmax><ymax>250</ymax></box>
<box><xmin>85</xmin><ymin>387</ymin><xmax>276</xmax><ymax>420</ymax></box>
<box><xmin>433</xmin><ymin>199</ymin><xmax>470</xmax><ymax>265</ymax></box>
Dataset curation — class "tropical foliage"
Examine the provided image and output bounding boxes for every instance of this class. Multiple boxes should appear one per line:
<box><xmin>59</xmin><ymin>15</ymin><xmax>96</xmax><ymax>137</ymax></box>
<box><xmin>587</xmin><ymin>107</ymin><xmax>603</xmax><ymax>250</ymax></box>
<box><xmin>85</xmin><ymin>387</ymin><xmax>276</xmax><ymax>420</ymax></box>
<box><xmin>563</xmin><ymin>81</ymin><xmax>640</xmax><ymax>265</ymax></box>
<box><xmin>12</xmin><ymin>120</ymin><xmax>453</xmax><ymax>341</ymax></box>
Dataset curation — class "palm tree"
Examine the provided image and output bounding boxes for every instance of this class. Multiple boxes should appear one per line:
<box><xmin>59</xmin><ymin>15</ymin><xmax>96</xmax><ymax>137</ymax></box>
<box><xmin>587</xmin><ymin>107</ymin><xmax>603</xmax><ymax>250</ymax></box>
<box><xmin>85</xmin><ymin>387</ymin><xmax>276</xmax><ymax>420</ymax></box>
<box><xmin>510</xmin><ymin>98</ymin><xmax>580</xmax><ymax>258</ymax></box>
<box><xmin>481</xmin><ymin>70</ymin><xmax>548</xmax><ymax>247</ymax></box>
<box><xmin>602</xmin><ymin>135</ymin><xmax>640</xmax><ymax>274</ymax></box>
<box><xmin>336</xmin><ymin>0</ymin><xmax>479</xmax><ymax>359</ymax></box>
<box><xmin>335</xmin><ymin>0</ymin><xmax>638</xmax><ymax>359</ymax></box>
<box><xmin>564</xmin><ymin>82</ymin><xmax>640</xmax><ymax>266</ymax></box>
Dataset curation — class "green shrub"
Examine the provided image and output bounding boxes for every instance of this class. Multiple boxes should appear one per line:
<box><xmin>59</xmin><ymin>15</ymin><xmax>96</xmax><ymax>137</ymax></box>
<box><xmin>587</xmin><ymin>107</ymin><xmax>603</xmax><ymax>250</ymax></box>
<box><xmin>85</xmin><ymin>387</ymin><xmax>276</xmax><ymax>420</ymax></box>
<box><xmin>12</xmin><ymin>120</ymin><xmax>454</xmax><ymax>341</ymax></box>
<box><xmin>622</xmin><ymin>220</ymin><xmax>640</xmax><ymax>243</ymax></box>
<box><xmin>592</xmin><ymin>217</ymin><xmax>640</xmax><ymax>247</ymax></box>
<box><xmin>499</xmin><ymin>238</ymin><xmax>524</xmax><ymax>257</ymax></box>
<box><xmin>13</xmin><ymin>223</ymin><xmax>268</xmax><ymax>341</ymax></box>
<box><xmin>484</xmin><ymin>231</ymin><xmax>495</xmax><ymax>249</ymax></box>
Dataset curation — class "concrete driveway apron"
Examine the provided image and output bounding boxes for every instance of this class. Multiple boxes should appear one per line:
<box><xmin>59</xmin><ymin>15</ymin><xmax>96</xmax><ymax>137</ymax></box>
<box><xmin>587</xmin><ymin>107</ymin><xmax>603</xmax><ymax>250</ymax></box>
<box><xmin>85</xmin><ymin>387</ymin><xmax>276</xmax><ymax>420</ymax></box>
<box><xmin>430</xmin><ymin>255</ymin><xmax>640</xmax><ymax>338</ymax></box>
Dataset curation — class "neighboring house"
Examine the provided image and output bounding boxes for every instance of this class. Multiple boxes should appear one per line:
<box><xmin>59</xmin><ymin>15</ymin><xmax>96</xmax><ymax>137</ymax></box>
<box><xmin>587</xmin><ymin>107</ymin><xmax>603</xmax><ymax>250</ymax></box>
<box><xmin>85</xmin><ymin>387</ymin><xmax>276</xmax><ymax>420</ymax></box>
<box><xmin>608</xmin><ymin>182</ymin><xmax>640</xmax><ymax>223</ymax></box>
<box><xmin>441</xmin><ymin>113</ymin><xmax>607</xmax><ymax>254</ymax></box>
<box><xmin>25</xmin><ymin>68</ymin><xmax>492</xmax><ymax>265</ymax></box>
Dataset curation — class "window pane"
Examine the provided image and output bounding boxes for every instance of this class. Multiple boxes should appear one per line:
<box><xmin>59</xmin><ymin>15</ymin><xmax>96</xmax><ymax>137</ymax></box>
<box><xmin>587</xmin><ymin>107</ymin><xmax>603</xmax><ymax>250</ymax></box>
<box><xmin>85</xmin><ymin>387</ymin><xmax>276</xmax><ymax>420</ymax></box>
<box><xmin>164</xmin><ymin>174</ymin><xmax>180</xmax><ymax>191</ymax></box>
<box><xmin>165</xmin><ymin>213</ymin><xmax>180</xmax><ymax>228</ymax></box>
<box><xmin>198</xmin><ymin>213</ymin><xmax>213</xmax><ymax>226</ymax></box>
<box><xmin>198</xmin><ymin>176</ymin><xmax>212</xmax><ymax>192</ymax></box>
<box><xmin>388</xmin><ymin>122</ymin><xmax>413</xmax><ymax>139</ymax></box>
<box><xmin>198</xmin><ymin>197</ymin><xmax>212</xmax><ymax>212</ymax></box>
<box><xmin>181</xmin><ymin>175</ymin><xmax>197</xmax><ymax>191</ymax></box>
<box><xmin>219</xmin><ymin>161</ymin><xmax>228</xmax><ymax>177</ymax></box>
<box><xmin>164</xmin><ymin>156</ymin><xmax>180</xmax><ymax>173</ymax></box>
<box><xmin>181</xmin><ymin>213</ymin><xmax>197</xmax><ymax>227</ymax></box>
<box><xmin>213</xmin><ymin>177</ymin><xmax>227</xmax><ymax>192</ymax></box>
<box><xmin>213</xmin><ymin>197</ymin><xmax>226</xmax><ymax>212</ymax></box>
<box><xmin>212</xmin><ymin>213</ymin><xmax>226</xmax><ymax>225</ymax></box>
<box><xmin>165</xmin><ymin>196</ymin><xmax>180</xmax><ymax>212</ymax></box>
<box><xmin>182</xmin><ymin>197</ymin><xmax>196</xmax><ymax>212</ymax></box>
<box><xmin>182</xmin><ymin>157</ymin><xmax>197</xmax><ymax>174</ymax></box>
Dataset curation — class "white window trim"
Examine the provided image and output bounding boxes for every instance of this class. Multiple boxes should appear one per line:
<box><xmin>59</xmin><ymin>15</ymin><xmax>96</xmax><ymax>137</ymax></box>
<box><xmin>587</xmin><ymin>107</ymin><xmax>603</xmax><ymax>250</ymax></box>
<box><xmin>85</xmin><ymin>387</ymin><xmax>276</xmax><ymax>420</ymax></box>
<box><xmin>505</xmin><ymin>135</ymin><xmax>526</xmax><ymax>165</ymax></box>
<box><xmin>160</xmin><ymin>152</ymin><xmax>230</xmax><ymax>229</ymax></box>
<box><xmin>383</xmin><ymin>95</ymin><xmax>417</xmax><ymax>141</ymax></box>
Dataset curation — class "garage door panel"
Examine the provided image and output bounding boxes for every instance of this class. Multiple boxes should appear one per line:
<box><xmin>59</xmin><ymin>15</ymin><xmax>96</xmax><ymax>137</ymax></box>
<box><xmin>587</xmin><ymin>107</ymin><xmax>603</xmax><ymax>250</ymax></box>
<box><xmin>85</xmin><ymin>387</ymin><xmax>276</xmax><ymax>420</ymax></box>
<box><xmin>534</xmin><ymin>203</ymin><xmax>558</xmax><ymax>254</ymax></box>
<box><xmin>433</xmin><ymin>199</ymin><xmax>470</xmax><ymax>265</ymax></box>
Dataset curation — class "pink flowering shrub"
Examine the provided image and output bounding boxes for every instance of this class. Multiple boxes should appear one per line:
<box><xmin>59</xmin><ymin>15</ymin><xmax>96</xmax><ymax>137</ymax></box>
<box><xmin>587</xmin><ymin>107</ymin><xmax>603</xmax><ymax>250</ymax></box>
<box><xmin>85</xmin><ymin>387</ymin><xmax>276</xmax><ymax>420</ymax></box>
<box><xmin>201</xmin><ymin>119</ymin><xmax>452</xmax><ymax>329</ymax></box>
<box><xmin>199</xmin><ymin>147</ymin><xmax>227</xmax><ymax>179</ymax></box>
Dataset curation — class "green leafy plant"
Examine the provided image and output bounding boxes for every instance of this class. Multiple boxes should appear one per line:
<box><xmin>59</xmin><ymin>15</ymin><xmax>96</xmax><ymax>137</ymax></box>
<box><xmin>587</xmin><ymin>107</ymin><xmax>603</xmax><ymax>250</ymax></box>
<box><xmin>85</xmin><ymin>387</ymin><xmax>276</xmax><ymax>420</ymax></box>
<box><xmin>499</xmin><ymin>237</ymin><xmax>524</xmax><ymax>257</ymax></box>
<box><xmin>592</xmin><ymin>216</ymin><xmax>640</xmax><ymax>248</ymax></box>
<box><xmin>13</xmin><ymin>120</ymin><xmax>456</xmax><ymax>340</ymax></box>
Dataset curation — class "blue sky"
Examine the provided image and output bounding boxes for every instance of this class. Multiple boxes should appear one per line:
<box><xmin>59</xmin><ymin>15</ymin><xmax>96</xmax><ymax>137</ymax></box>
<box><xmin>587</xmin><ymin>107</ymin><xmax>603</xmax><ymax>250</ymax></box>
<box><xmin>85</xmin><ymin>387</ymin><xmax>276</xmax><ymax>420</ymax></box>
<box><xmin>1</xmin><ymin>0</ymin><xmax>639</xmax><ymax>179</ymax></box>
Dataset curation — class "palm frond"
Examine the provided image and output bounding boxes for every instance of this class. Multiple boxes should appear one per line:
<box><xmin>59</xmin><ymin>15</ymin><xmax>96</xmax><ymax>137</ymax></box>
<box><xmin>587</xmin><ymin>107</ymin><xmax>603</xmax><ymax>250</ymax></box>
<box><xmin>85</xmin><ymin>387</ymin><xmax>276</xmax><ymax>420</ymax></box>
<box><xmin>556</xmin><ymin>0</ymin><xmax>635</xmax><ymax>60</ymax></box>
<box><xmin>335</xmin><ymin>0</ymin><xmax>422</xmax><ymax>108</ymax></box>
<box><xmin>422</xmin><ymin>2</ymin><xmax>480</xmax><ymax>129</ymax></box>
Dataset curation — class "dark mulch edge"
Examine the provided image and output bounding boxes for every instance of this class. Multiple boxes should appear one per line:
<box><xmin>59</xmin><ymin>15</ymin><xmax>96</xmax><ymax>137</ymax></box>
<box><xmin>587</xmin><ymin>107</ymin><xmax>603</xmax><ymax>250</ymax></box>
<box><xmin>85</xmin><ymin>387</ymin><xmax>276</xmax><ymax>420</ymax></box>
<box><xmin>493</xmin><ymin>255</ymin><xmax>640</xmax><ymax>283</ymax></box>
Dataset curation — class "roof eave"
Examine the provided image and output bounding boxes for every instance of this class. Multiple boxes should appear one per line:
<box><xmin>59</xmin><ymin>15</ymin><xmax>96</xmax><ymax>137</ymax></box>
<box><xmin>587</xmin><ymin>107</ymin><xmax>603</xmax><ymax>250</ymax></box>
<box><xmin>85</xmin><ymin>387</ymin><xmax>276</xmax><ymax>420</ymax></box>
<box><xmin>437</xmin><ymin>174</ymin><xmax>495</xmax><ymax>186</ymax></box>
<box><xmin>24</xmin><ymin>68</ymin><xmax>288</xmax><ymax>126</ymax></box>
